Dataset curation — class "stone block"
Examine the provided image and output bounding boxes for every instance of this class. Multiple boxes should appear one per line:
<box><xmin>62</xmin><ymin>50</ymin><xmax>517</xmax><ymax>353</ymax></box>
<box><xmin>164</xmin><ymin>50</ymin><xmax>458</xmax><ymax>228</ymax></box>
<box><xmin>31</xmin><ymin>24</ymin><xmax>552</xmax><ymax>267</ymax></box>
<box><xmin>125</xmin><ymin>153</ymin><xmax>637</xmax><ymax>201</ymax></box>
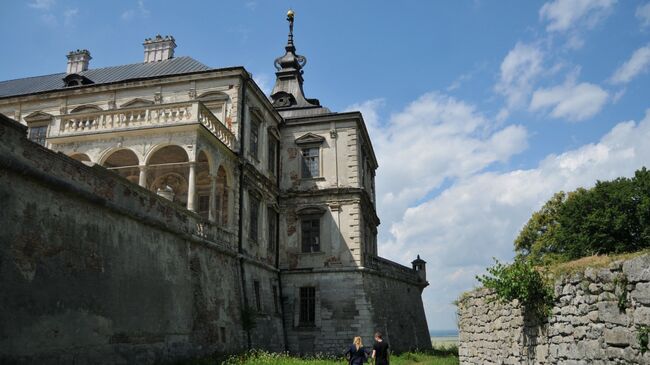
<box><xmin>604</xmin><ymin>328</ymin><xmax>632</xmax><ymax>347</ymax></box>
<box><xmin>597</xmin><ymin>302</ymin><xmax>629</xmax><ymax>326</ymax></box>
<box><xmin>622</xmin><ymin>255</ymin><xmax>650</xmax><ymax>282</ymax></box>
<box><xmin>633</xmin><ymin>306</ymin><xmax>650</xmax><ymax>325</ymax></box>
<box><xmin>632</xmin><ymin>282</ymin><xmax>650</xmax><ymax>305</ymax></box>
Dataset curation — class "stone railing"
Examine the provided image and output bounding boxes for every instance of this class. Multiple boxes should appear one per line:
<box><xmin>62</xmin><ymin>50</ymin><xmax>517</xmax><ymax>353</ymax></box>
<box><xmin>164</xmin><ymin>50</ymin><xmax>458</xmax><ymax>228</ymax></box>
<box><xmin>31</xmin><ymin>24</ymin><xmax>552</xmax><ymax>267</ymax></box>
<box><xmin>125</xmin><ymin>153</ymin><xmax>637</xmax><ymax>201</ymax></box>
<box><xmin>58</xmin><ymin>101</ymin><xmax>236</xmax><ymax>150</ymax></box>
<box><xmin>192</xmin><ymin>218</ymin><xmax>237</xmax><ymax>250</ymax></box>
<box><xmin>366</xmin><ymin>255</ymin><xmax>421</xmax><ymax>284</ymax></box>
<box><xmin>197</xmin><ymin>103</ymin><xmax>235</xmax><ymax>150</ymax></box>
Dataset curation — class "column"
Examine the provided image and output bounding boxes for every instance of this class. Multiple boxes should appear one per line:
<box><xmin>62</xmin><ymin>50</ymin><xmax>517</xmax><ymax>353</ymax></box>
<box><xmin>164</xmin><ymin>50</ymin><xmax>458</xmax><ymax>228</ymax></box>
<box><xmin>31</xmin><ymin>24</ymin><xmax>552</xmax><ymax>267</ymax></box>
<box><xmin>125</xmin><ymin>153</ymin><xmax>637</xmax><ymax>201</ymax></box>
<box><xmin>138</xmin><ymin>166</ymin><xmax>147</xmax><ymax>188</ymax></box>
<box><xmin>187</xmin><ymin>162</ymin><xmax>196</xmax><ymax>212</ymax></box>
<box><xmin>208</xmin><ymin>174</ymin><xmax>217</xmax><ymax>223</ymax></box>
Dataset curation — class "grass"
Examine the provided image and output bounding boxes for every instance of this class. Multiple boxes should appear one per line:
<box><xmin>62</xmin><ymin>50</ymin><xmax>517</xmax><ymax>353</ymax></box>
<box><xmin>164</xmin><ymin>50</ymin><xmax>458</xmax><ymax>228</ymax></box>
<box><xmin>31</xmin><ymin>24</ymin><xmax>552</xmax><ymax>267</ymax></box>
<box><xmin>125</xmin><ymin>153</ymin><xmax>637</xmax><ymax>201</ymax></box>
<box><xmin>546</xmin><ymin>249</ymin><xmax>650</xmax><ymax>278</ymax></box>
<box><xmin>172</xmin><ymin>347</ymin><xmax>459</xmax><ymax>365</ymax></box>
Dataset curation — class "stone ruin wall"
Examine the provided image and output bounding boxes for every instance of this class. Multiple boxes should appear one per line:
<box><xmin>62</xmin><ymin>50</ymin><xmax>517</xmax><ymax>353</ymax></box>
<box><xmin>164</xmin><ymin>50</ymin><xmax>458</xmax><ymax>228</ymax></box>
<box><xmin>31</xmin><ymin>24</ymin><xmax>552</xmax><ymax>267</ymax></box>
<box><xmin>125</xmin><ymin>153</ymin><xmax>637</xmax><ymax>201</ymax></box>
<box><xmin>458</xmin><ymin>254</ymin><xmax>650</xmax><ymax>364</ymax></box>
<box><xmin>0</xmin><ymin>115</ymin><xmax>284</xmax><ymax>364</ymax></box>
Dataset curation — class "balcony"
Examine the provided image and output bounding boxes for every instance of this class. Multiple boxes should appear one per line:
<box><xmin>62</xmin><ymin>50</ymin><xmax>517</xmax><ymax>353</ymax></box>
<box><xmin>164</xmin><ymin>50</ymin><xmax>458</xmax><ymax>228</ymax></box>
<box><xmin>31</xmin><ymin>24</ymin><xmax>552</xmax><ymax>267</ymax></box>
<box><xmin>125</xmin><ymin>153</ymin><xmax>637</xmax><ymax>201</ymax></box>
<box><xmin>57</xmin><ymin>101</ymin><xmax>236</xmax><ymax>150</ymax></box>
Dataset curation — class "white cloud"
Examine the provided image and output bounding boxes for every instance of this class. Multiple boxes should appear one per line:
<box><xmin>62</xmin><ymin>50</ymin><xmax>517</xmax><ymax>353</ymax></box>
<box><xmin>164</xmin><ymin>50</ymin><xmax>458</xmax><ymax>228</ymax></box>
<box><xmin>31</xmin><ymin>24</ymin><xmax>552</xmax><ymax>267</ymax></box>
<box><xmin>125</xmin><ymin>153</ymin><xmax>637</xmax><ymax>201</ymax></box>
<box><xmin>122</xmin><ymin>0</ymin><xmax>149</xmax><ymax>21</ymax></box>
<box><xmin>28</xmin><ymin>0</ymin><xmax>55</xmax><ymax>10</ymax></box>
<box><xmin>610</xmin><ymin>44</ymin><xmax>650</xmax><ymax>84</ymax></box>
<box><xmin>252</xmin><ymin>73</ymin><xmax>272</xmax><ymax>96</ymax></box>
<box><xmin>380</xmin><ymin>107</ymin><xmax>650</xmax><ymax>330</ymax></box>
<box><xmin>539</xmin><ymin>0</ymin><xmax>617</xmax><ymax>32</ymax></box>
<box><xmin>63</xmin><ymin>8</ymin><xmax>78</xmax><ymax>27</ymax></box>
<box><xmin>495</xmin><ymin>43</ymin><xmax>544</xmax><ymax>110</ymax></box>
<box><xmin>347</xmin><ymin>93</ymin><xmax>528</xmax><ymax>243</ymax></box>
<box><xmin>637</xmin><ymin>3</ymin><xmax>650</xmax><ymax>28</ymax></box>
<box><xmin>530</xmin><ymin>76</ymin><xmax>608</xmax><ymax>121</ymax></box>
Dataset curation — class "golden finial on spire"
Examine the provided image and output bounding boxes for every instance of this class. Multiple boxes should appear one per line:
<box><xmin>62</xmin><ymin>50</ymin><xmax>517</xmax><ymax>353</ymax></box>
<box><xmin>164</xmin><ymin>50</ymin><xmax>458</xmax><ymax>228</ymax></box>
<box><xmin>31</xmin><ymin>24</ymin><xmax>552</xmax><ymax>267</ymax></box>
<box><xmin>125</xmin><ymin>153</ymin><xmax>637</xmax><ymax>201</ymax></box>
<box><xmin>287</xmin><ymin>9</ymin><xmax>295</xmax><ymax>20</ymax></box>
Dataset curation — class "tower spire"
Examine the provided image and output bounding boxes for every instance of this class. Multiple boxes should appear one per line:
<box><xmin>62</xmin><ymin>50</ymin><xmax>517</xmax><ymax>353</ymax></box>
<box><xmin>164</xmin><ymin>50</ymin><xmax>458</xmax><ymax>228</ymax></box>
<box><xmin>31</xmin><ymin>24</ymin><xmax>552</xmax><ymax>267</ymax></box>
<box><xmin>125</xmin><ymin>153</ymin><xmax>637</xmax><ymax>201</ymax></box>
<box><xmin>271</xmin><ymin>9</ymin><xmax>326</xmax><ymax>114</ymax></box>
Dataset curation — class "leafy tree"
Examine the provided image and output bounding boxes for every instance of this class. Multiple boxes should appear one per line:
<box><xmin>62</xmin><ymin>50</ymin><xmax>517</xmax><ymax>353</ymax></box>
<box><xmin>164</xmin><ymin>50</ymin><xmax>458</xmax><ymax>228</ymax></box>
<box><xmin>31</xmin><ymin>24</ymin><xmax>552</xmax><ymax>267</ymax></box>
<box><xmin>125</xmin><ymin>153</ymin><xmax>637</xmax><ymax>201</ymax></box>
<box><xmin>515</xmin><ymin>167</ymin><xmax>650</xmax><ymax>263</ymax></box>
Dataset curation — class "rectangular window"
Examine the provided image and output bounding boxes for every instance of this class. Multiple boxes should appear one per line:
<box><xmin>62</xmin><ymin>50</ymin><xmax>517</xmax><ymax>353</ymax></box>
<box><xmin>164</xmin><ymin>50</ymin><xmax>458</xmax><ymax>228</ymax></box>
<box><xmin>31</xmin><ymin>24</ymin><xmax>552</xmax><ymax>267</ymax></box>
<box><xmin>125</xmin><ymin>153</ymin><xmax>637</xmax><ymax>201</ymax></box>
<box><xmin>299</xmin><ymin>286</ymin><xmax>316</xmax><ymax>325</ymax></box>
<box><xmin>198</xmin><ymin>195</ymin><xmax>210</xmax><ymax>219</ymax></box>
<box><xmin>250</xmin><ymin>120</ymin><xmax>260</xmax><ymax>160</ymax></box>
<box><xmin>301</xmin><ymin>147</ymin><xmax>319</xmax><ymax>178</ymax></box>
<box><xmin>272</xmin><ymin>284</ymin><xmax>280</xmax><ymax>314</ymax></box>
<box><xmin>268</xmin><ymin>207</ymin><xmax>277</xmax><ymax>255</ymax></box>
<box><xmin>301</xmin><ymin>217</ymin><xmax>320</xmax><ymax>253</ymax></box>
<box><xmin>254</xmin><ymin>280</ymin><xmax>261</xmax><ymax>311</ymax></box>
<box><xmin>28</xmin><ymin>125</ymin><xmax>48</xmax><ymax>146</ymax></box>
<box><xmin>268</xmin><ymin>136</ymin><xmax>278</xmax><ymax>176</ymax></box>
<box><xmin>249</xmin><ymin>194</ymin><xmax>259</xmax><ymax>243</ymax></box>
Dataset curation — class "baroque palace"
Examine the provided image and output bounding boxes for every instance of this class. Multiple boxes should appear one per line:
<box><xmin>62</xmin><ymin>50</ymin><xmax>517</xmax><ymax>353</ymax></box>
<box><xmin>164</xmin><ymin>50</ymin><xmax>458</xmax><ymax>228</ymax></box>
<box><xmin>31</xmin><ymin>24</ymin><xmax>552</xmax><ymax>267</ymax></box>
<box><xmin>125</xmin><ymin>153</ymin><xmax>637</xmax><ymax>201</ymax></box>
<box><xmin>0</xmin><ymin>11</ymin><xmax>430</xmax><ymax>363</ymax></box>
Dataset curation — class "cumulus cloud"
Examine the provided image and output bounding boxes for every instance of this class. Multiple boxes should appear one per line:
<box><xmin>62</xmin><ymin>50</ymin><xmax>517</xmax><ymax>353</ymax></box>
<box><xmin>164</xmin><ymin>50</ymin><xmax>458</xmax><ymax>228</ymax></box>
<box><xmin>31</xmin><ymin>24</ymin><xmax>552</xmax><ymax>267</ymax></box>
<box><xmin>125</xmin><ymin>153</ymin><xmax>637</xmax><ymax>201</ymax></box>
<box><xmin>121</xmin><ymin>0</ymin><xmax>150</xmax><ymax>21</ymax></box>
<box><xmin>28</xmin><ymin>0</ymin><xmax>55</xmax><ymax>10</ymax></box>
<box><xmin>530</xmin><ymin>75</ymin><xmax>608</xmax><ymax>122</ymax></box>
<box><xmin>347</xmin><ymin>93</ymin><xmax>528</xmax><ymax>245</ymax></box>
<box><xmin>495</xmin><ymin>43</ymin><xmax>544</xmax><ymax>110</ymax></box>
<box><xmin>610</xmin><ymin>44</ymin><xmax>650</xmax><ymax>84</ymax></box>
<box><xmin>637</xmin><ymin>3</ymin><xmax>650</xmax><ymax>28</ymax></box>
<box><xmin>539</xmin><ymin>0</ymin><xmax>617</xmax><ymax>32</ymax></box>
<box><xmin>380</xmin><ymin>107</ymin><xmax>650</xmax><ymax>329</ymax></box>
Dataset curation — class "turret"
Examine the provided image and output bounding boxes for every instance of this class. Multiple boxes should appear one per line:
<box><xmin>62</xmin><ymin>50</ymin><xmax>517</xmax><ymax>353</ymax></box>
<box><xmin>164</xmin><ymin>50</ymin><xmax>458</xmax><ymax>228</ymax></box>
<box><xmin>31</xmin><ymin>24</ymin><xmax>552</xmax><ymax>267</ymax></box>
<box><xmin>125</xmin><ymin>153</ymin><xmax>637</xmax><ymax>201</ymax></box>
<box><xmin>412</xmin><ymin>255</ymin><xmax>427</xmax><ymax>283</ymax></box>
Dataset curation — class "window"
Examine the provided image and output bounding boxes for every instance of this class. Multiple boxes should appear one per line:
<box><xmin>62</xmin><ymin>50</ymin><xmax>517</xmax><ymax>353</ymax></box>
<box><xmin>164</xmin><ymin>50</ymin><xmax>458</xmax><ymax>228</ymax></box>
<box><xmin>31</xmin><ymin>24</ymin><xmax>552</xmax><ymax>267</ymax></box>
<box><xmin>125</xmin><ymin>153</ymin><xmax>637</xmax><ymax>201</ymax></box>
<box><xmin>299</xmin><ymin>286</ymin><xmax>316</xmax><ymax>325</ymax></box>
<box><xmin>272</xmin><ymin>284</ymin><xmax>280</xmax><ymax>314</ymax></box>
<box><xmin>301</xmin><ymin>147</ymin><xmax>319</xmax><ymax>178</ymax></box>
<box><xmin>254</xmin><ymin>280</ymin><xmax>261</xmax><ymax>311</ymax></box>
<box><xmin>220</xmin><ymin>327</ymin><xmax>226</xmax><ymax>343</ymax></box>
<box><xmin>198</xmin><ymin>195</ymin><xmax>210</xmax><ymax>219</ymax></box>
<box><xmin>268</xmin><ymin>207</ymin><xmax>277</xmax><ymax>255</ymax></box>
<box><xmin>250</xmin><ymin>120</ymin><xmax>260</xmax><ymax>160</ymax></box>
<box><xmin>301</xmin><ymin>217</ymin><xmax>320</xmax><ymax>253</ymax></box>
<box><xmin>268</xmin><ymin>136</ymin><xmax>278</xmax><ymax>176</ymax></box>
<box><xmin>249</xmin><ymin>194</ymin><xmax>260</xmax><ymax>242</ymax></box>
<box><xmin>28</xmin><ymin>125</ymin><xmax>47</xmax><ymax>146</ymax></box>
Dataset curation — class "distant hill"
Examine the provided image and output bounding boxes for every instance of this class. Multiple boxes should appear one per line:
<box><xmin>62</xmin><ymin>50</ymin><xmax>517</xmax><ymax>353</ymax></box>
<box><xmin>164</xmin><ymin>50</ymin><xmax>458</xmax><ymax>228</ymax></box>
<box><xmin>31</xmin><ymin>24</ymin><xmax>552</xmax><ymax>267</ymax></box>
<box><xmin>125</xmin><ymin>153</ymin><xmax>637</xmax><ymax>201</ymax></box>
<box><xmin>429</xmin><ymin>329</ymin><xmax>458</xmax><ymax>337</ymax></box>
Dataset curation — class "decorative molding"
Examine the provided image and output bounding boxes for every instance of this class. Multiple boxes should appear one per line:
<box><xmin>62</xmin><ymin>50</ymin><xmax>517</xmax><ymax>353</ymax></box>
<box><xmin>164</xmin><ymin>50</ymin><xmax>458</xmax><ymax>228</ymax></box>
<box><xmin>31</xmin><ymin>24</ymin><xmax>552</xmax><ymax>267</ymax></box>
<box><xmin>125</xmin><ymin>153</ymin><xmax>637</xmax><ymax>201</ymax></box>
<box><xmin>329</xmin><ymin>129</ymin><xmax>338</xmax><ymax>139</ymax></box>
<box><xmin>188</xmin><ymin>88</ymin><xmax>197</xmax><ymax>99</ymax></box>
<box><xmin>24</xmin><ymin>111</ymin><xmax>53</xmax><ymax>124</ymax></box>
<box><xmin>295</xmin><ymin>132</ymin><xmax>325</xmax><ymax>145</ymax></box>
<box><xmin>120</xmin><ymin>98</ymin><xmax>154</xmax><ymax>108</ymax></box>
<box><xmin>154</xmin><ymin>92</ymin><xmax>163</xmax><ymax>104</ymax></box>
<box><xmin>296</xmin><ymin>205</ymin><xmax>327</xmax><ymax>216</ymax></box>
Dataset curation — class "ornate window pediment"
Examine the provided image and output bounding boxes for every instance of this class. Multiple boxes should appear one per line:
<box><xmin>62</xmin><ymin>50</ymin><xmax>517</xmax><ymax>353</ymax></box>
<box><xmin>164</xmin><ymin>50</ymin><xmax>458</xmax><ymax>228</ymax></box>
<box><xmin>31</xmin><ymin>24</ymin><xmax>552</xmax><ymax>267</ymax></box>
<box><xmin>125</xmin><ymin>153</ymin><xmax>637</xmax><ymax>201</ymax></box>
<box><xmin>24</xmin><ymin>111</ymin><xmax>53</xmax><ymax>123</ymax></box>
<box><xmin>295</xmin><ymin>133</ymin><xmax>325</xmax><ymax>145</ymax></box>
<box><xmin>120</xmin><ymin>98</ymin><xmax>154</xmax><ymax>108</ymax></box>
<box><xmin>296</xmin><ymin>206</ymin><xmax>326</xmax><ymax>216</ymax></box>
<box><xmin>70</xmin><ymin>104</ymin><xmax>102</xmax><ymax>113</ymax></box>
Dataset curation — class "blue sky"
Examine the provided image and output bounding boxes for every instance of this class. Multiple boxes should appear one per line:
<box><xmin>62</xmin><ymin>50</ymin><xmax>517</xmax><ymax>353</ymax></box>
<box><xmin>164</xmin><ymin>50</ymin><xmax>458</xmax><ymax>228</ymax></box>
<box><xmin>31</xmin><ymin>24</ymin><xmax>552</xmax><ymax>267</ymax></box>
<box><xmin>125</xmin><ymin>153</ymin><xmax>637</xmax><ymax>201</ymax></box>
<box><xmin>3</xmin><ymin>0</ymin><xmax>650</xmax><ymax>332</ymax></box>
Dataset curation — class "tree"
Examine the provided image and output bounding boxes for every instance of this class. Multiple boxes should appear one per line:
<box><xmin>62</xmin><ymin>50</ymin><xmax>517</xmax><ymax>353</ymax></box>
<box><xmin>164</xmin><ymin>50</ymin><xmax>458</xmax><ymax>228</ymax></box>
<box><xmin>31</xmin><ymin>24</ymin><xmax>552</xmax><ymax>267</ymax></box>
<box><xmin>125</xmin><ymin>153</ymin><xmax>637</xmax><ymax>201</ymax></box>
<box><xmin>515</xmin><ymin>167</ymin><xmax>650</xmax><ymax>263</ymax></box>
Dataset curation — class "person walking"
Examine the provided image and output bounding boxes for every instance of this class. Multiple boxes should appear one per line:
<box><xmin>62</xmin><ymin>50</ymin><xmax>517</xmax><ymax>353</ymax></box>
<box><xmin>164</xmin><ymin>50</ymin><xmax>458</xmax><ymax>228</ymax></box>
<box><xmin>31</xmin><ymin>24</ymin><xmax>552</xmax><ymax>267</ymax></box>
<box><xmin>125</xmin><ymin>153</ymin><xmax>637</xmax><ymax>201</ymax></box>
<box><xmin>344</xmin><ymin>336</ymin><xmax>367</xmax><ymax>365</ymax></box>
<box><xmin>372</xmin><ymin>332</ymin><xmax>389</xmax><ymax>365</ymax></box>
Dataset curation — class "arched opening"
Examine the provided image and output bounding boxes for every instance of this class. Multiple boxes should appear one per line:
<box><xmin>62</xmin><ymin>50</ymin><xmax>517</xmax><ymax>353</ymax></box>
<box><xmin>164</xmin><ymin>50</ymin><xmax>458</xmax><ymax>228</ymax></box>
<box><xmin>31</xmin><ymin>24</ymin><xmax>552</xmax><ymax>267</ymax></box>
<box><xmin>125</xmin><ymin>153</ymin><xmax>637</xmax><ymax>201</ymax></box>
<box><xmin>147</xmin><ymin>145</ymin><xmax>190</xmax><ymax>207</ymax></box>
<box><xmin>215</xmin><ymin>165</ymin><xmax>229</xmax><ymax>226</ymax></box>
<box><xmin>69</xmin><ymin>153</ymin><xmax>91</xmax><ymax>162</ymax></box>
<box><xmin>102</xmin><ymin>149</ymin><xmax>139</xmax><ymax>184</ymax></box>
<box><xmin>196</xmin><ymin>151</ymin><xmax>211</xmax><ymax>220</ymax></box>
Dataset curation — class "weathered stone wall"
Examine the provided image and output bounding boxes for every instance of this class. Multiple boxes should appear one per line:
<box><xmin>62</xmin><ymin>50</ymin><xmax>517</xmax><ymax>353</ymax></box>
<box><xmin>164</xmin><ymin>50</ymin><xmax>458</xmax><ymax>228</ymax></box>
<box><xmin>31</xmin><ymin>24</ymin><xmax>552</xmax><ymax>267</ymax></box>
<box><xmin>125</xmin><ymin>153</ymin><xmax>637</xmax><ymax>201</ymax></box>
<box><xmin>458</xmin><ymin>254</ymin><xmax>650</xmax><ymax>364</ymax></box>
<box><xmin>0</xmin><ymin>115</ymin><xmax>284</xmax><ymax>364</ymax></box>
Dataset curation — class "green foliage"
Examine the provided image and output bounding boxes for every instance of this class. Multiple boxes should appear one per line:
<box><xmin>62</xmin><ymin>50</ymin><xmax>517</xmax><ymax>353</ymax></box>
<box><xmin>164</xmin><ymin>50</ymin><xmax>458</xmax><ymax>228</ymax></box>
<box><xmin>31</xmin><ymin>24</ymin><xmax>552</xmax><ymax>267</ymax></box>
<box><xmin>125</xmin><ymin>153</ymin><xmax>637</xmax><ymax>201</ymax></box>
<box><xmin>477</xmin><ymin>258</ymin><xmax>554</xmax><ymax>319</ymax></box>
<box><xmin>613</xmin><ymin>274</ymin><xmax>629</xmax><ymax>312</ymax></box>
<box><xmin>515</xmin><ymin>167</ymin><xmax>650</xmax><ymax>264</ymax></box>
<box><xmin>201</xmin><ymin>350</ymin><xmax>459</xmax><ymax>365</ymax></box>
<box><xmin>638</xmin><ymin>325</ymin><xmax>650</xmax><ymax>354</ymax></box>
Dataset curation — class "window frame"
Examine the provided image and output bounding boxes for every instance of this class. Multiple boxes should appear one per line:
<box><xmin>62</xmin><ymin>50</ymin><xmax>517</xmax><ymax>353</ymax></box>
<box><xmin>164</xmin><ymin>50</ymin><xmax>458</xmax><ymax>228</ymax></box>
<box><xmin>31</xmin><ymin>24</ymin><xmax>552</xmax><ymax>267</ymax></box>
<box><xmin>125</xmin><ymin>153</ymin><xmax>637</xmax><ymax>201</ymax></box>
<box><xmin>268</xmin><ymin>207</ymin><xmax>277</xmax><ymax>255</ymax></box>
<box><xmin>299</xmin><ymin>286</ymin><xmax>316</xmax><ymax>326</ymax></box>
<box><xmin>300</xmin><ymin>146</ymin><xmax>320</xmax><ymax>179</ymax></box>
<box><xmin>300</xmin><ymin>215</ymin><xmax>321</xmax><ymax>253</ymax></box>
<box><xmin>27</xmin><ymin>124</ymin><xmax>48</xmax><ymax>146</ymax></box>
<box><xmin>250</xmin><ymin>119</ymin><xmax>260</xmax><ymax>160</ymax></box>
<box><xmin>249</xmin><ymin>193</ymin><xmax>260</xmax><ymax>243</ymax></box>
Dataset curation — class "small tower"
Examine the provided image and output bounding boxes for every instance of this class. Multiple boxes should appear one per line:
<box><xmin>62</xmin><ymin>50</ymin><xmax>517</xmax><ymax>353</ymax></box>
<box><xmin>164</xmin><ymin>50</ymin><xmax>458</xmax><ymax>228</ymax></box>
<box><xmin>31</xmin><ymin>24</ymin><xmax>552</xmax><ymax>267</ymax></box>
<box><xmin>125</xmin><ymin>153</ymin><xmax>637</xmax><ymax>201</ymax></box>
<box><xmin>143</xmin><ymin>35</ymin><xmax>176</xmax><ymax>63</ymax></box>
<box><xmin>270</xmin><ymin>9</ymin><xmax>327</xmax><ymax>114</ymax></box>
<box><xmin>66</xmin><ymin>49</ymin><xmax>91</xmax><ymax>74</ymax></box>
<box><xmin>411</xmin><ymin>255</ymin><xmax>427</xmax><ymax>283</ymax></box>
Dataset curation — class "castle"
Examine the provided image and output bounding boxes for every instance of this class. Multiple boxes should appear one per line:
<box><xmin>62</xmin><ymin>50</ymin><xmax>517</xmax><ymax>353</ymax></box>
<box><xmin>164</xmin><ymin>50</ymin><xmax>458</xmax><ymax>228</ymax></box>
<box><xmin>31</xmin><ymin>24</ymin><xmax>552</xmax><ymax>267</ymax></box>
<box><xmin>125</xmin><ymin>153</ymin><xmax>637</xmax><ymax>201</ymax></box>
<box><xmin>0</xmin><ymin>12</ymin><xmax>430</xmax><ymax>363</ymax></box>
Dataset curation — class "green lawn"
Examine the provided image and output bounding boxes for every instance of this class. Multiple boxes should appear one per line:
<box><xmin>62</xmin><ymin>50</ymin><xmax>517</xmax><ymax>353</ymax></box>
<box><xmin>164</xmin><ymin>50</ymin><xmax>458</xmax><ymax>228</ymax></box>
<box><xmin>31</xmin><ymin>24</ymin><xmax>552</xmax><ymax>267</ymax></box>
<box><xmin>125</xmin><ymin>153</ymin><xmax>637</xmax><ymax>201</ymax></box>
<box><xmin>176</xmin><ymin>349</ymin><xmax>459</xmax><ymax>365</ymax></box>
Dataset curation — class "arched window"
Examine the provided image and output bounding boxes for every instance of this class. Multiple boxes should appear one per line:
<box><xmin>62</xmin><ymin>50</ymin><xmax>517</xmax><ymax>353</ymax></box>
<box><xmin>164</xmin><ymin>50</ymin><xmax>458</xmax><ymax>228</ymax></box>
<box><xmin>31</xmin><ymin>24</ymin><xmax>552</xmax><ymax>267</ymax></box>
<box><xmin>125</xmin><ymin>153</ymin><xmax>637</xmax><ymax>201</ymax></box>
<box><xmin>102</xmin><ymin>149</ymin><xmax>139</xmax><ymax>184</ymax></box>
<box><xmin>147</xmin><ymin>145</ymin><xmax>190</xmax><ymax>206</ymax></box>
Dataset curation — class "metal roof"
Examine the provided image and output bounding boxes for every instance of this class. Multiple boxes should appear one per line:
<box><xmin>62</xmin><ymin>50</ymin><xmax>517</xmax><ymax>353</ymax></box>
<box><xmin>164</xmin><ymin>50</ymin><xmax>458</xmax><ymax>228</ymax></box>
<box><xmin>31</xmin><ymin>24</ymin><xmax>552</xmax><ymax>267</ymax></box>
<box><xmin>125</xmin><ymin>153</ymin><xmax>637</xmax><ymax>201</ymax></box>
<box><xmin>0</xmin><ymin>56</ymin><xmax>212</xmax><ymax>99</ymax></box>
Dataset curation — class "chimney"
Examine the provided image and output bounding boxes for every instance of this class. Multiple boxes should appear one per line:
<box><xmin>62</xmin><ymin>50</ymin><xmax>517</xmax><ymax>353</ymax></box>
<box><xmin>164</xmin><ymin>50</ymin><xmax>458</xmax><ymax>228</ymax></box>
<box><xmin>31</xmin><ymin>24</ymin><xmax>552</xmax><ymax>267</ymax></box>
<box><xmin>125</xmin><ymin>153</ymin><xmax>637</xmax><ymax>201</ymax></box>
<box><xmin>143</xmin><ymin>35</ymin><xmax>176</xmax><ymax>63</ymax></box>
<box><xmin>66</xmin><ymin>49</ymin><xmax>91</xmax><ymax>74</ymax></box>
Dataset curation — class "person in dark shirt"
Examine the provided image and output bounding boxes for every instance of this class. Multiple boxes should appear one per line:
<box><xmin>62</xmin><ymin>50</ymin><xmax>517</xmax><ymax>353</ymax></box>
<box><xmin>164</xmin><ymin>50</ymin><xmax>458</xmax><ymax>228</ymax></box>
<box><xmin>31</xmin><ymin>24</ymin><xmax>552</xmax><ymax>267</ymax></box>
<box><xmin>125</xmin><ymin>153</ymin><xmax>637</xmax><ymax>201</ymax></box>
<box><xmin>344</xmin><ymin>336</ymin><xmax>367</xmax><ymax>365</ymax></box>
<box><xmin>372</xmin><ymin>331</ymin><xmax>390</xmax><ymax>365</ymax></box>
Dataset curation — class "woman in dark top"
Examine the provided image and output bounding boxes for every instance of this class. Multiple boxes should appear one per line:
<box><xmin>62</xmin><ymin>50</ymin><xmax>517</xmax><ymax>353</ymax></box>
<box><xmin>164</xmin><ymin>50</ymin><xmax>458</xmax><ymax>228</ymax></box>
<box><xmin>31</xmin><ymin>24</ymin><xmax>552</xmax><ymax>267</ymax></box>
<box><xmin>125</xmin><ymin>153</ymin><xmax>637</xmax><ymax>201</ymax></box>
<box><xmin>344</xmin><ymin>336</ymin><xmax>367</xmax><ymax>365</ymax></box>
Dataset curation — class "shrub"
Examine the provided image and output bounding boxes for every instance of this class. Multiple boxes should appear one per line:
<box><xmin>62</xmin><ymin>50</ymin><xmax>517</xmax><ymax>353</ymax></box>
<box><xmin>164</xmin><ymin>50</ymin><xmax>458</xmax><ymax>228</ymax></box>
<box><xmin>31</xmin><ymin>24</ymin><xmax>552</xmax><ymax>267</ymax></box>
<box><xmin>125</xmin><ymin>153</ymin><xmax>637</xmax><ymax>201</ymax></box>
<box><xmin>477</xmin><ymin>258</ymin><xmax>554</xmax><ymax>319</ymax></box>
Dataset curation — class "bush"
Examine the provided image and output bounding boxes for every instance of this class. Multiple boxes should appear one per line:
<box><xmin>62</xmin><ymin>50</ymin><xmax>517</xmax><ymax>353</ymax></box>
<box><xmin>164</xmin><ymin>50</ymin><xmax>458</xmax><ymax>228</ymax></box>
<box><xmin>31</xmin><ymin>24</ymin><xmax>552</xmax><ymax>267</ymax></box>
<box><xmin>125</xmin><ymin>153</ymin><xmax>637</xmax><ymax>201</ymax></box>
<box><xmin>477</xmin><ymin>258</ymin><xmax>553</xmax><ymax>318</ymax></box>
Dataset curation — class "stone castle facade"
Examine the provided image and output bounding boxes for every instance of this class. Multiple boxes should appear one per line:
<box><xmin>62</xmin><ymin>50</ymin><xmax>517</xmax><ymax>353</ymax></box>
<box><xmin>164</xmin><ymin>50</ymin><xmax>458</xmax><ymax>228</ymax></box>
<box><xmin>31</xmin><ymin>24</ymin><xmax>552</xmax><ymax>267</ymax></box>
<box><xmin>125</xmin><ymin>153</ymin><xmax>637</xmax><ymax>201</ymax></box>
<box><xmin>0</xmin><ymin>13</ymin><xmax>430</xmax><ymax>363</ymax></box>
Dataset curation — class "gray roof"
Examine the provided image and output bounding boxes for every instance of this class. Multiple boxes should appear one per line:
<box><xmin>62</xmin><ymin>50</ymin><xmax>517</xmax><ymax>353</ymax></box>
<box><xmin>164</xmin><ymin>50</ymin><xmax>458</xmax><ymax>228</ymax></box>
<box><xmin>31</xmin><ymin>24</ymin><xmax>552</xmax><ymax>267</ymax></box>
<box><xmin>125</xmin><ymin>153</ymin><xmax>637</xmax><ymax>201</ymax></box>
<box><xmin>0</xmin><ymin>56</ymin><xmax>212</xmax><ymax>99</ymax></box>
